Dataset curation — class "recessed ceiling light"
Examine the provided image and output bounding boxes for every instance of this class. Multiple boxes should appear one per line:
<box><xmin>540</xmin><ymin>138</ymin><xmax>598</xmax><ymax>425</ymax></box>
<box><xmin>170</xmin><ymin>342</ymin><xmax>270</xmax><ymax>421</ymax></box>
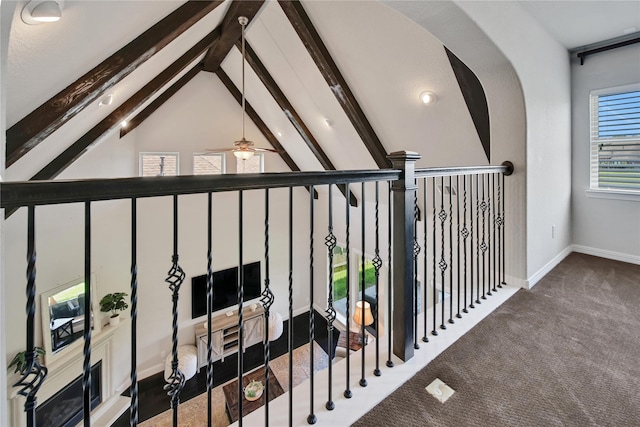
<box><xmin>277</xmin><ymin>131</ymin><xmax>283</xmax><ymax>137</ymax></box>
<box><xmin>99</xmin><ymin>94</ymin><xmax>114</xmax><ymax>107</ymax></box>
<box><xmin>420</xmin><ymin>91</ymin><xmax>437</xmax><ymax>105</ymax></box>
<box><xmin>324</xmin><ymin>118</ymin><xmax>333</xmax><ymax>128</ymax></box>
<box><xmin>21</xmin><ymin>0</ymin><xmax>64</xmax><ymax>25</ymax></box>
<box><xmin>121</xmin><ymin>120</ymin><xmax>128</xmax><ymax>128</ymax></box>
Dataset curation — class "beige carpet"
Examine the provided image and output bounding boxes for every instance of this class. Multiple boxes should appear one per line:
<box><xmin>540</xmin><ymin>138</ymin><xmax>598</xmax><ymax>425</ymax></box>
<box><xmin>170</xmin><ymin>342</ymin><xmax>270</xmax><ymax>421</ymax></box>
<box><xmin>140</xmin><ymin>341</ymin><xmax>328</xmax><ymax>427</ymax></box>
<box><xmin>355</xmin><ymin>253</ymin><xmax>640</xmax><ymax>426</ymax></box>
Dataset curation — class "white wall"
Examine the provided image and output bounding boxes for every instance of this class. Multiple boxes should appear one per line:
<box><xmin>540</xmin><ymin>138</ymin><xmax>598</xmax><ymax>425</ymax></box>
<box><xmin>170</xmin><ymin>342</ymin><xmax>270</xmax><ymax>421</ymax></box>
<box><xmin>571</xmin><ymin>44</ymin><xmax>640</xmax><ymax>263</ymax></box>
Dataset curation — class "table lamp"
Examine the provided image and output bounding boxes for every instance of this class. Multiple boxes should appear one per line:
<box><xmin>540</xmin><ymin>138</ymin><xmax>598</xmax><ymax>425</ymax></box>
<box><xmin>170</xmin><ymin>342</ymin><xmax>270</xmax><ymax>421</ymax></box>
<box><xmin>353</xmin><ymin>300</ymin><xmax>374</xmax><ymax>344</ymax></box>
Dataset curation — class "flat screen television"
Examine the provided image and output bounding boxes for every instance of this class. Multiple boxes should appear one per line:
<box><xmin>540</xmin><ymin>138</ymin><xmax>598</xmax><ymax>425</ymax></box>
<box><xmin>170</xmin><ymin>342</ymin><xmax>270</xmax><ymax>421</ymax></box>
<box><xmin>191</xmin><ymin>261</ymin><xmax>261</xmax><ymax>319</ymax></box>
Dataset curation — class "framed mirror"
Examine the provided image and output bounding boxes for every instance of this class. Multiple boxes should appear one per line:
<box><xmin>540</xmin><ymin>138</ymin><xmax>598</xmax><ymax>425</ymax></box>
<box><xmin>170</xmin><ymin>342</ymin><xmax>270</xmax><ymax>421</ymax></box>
<box><xmin>40</xmin><ymin>274</ymin><xmax>101</xmax><ymax>366</ymax></box>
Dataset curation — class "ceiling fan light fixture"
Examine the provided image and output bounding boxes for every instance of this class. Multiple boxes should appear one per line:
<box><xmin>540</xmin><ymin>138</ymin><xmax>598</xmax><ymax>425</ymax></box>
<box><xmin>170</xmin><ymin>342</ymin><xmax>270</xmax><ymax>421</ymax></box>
<box><xmin>234</xmin><ymin>149</ymin><xmax>255</xmax><ymax>160</ymax></box>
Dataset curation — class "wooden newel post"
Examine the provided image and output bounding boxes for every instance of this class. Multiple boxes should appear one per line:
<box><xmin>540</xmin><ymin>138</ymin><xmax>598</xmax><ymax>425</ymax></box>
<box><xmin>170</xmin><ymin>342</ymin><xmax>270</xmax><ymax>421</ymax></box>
<box><xmin>388</xmin><ymin>150</ymin><xmax>421</xmax><ymax>362</ymax></box>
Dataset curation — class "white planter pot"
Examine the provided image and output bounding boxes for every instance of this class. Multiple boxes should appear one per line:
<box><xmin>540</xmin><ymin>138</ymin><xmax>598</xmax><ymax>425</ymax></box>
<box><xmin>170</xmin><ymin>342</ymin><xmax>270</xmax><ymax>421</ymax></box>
<box><xmin>109</xmin><ymin>315</ymin><xmax>120</xmax><ymax>327</ymax></box>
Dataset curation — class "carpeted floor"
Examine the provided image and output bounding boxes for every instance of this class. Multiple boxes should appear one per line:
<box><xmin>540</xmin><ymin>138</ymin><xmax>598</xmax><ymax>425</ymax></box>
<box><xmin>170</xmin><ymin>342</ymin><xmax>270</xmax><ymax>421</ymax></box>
<box><xmin>354</xmin><ymin>253</ymin><xmax>640</xmax><ymax>426</ymax></box>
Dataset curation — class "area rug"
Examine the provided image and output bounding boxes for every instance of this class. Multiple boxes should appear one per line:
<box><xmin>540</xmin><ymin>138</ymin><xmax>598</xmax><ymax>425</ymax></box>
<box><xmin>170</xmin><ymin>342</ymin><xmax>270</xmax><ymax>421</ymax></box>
<box><xmin>140</xmin><ymin>341</ymin><xmax>328</xmax><ymax>427</ymax></box>
<box><xmin>354</xmin><ymin>253</ymin><xmax>640</xmax><ymax>426</ymax></box>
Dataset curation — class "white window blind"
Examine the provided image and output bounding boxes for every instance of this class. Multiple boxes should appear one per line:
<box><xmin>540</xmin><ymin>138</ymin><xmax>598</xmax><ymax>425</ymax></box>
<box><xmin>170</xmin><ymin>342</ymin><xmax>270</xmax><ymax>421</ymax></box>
<box><xmin>590</xmin><ymin>84</ymin><xmax>640</xmax><ymax>192</ymax></box>
<box><xmin>193</xmin><ymin>153</ymin><xmax>225</xmax><ymax>175</ymax></box>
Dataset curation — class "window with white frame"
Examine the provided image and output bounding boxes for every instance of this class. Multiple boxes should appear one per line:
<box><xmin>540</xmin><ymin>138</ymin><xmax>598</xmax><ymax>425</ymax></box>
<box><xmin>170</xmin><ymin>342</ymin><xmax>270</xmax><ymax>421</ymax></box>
<box><xmin>139</xmin><ymin>152</ymin><xmax>179</xmax><ymax>177</ymax></box>
<box><xmin>236</xmin><ymin>153</ymin><xmax>264</xmax><ymax>174</ymax></box>
<box><xmin>590</xmin><ymin>84</ymin><xmax>640</xmax><ymax>192</ymax></box>
<box><xmin>193</xmin><ymin>153</ymin><xmax>225</xmax><ymax>175</ymax></box>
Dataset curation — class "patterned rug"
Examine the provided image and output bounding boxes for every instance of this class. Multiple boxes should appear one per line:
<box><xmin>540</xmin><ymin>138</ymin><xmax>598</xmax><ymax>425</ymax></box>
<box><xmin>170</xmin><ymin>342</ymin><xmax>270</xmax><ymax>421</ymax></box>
<box><xmin>140</xmin><ymin>341</ymin><xmax>328</xmax><ymax>427</ymax></box>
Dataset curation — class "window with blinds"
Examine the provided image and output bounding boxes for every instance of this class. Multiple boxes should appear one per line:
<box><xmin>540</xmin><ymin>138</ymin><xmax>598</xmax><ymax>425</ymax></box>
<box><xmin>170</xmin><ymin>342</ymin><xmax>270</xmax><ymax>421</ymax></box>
<box><xmin>590</xmin><ymin>85</ymin><xmax>640</xmax><ymax>192</ymax></box>
<box><xmin>193</xmin><ymin>153</ymin><xmax>225</xmax><ymax>175</ymax></box>
<box><xmin>139</xmin><ymin>152</ymin><xmax>179</xmax><ymax>177</ymax></box>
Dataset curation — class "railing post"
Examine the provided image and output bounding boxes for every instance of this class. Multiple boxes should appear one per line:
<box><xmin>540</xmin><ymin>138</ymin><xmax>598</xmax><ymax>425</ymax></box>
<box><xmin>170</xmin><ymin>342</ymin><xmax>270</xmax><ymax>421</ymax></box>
<box><xmin>388</xmin><ymin>151</ymin><xmax>421</xmax><ymax>362</ymax></box>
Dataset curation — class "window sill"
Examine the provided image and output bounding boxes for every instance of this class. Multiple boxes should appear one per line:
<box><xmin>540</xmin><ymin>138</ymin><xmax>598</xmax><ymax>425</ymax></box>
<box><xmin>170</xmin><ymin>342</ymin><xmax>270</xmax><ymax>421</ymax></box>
<box><xmin>586</xmin><ymin>188</ymin><xmax>640</xmax><ymax>202</ymax></box>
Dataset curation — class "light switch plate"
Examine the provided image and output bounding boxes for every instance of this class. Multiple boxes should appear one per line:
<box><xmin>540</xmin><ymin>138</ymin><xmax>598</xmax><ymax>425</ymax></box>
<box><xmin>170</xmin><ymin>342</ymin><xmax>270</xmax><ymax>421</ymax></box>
<box><xmin>425</xmin><ymin>378</ymin><xmax>455</xmax><ymax>403</ymax></box>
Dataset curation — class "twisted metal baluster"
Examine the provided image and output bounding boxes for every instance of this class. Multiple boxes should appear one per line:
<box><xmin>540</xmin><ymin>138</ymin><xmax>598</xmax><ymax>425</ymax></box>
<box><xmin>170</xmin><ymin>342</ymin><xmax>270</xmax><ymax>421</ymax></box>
<box><xmin>486</xmin><ymin>173</ymin><xmax>493</xmax><ymax>297</ymax></box>
<box><xmin>372</xmin><ymin>181</ymin><xmax>383</xmax><ymax>375</ymax></box>
<box><xmin>308</xmin><ymin>186</ymin><xmax>317</xmax><ymax>424</ymax></box>
<box><xmin>448</xmin><ymin>176</ymin><xmax>454</xmax><ymax>325</ymax></box>
<box><xmin>492</xmin><ymin>174</ymin><xmax>498</xmax><ymax>293</ymax></box>
<box><xmin>237</xmin><ymin>191</ymin><xmax>245</xmax><ymax>427</ymax></box>
<box><xmin>130</xmin><ymin>199</ymin><xmax>139</xmax><ymax>427</ymax></box>
<box><xmin>206</xmin><ymin>193</ymin><xmax>214</xmax><ymax>427</ymax></box>
<box><xmin>461</xmin><ymin>177</ymin><xmax>470</xmax><ymax>314</ymax></box>
<box><xmin>439</xmin><ymin>177</ymin><xmax>448</xmax><ymax>330</ymax></box>
<box><xmin>475</xmin><ymin>175</ymin><xmax>481</xmax><ymax>305</ymax></box>
<box><xmin>456</xmin><ymin>176</ymin><xmax>462</xmax><ymax>319</ymax></box>
<box><xmin>83</xmin><ymin>202</ymin><xmax>92</xmax><ymax>426</ymax></box>
<box><xmin>386</xmin><ymin>181</ymin><xmax>394</xmax><ymax>368</ymax></box>
<box><xmin>344</xmin><ymin>182</ymin><xmax>352</xmax><ymax>398</ymax></box>
<box><xmin>262</xmin><ymin>189</ymin><xmax>274</xmax><ymax>426</ymax></box>
<box><xmin>481</xmin><ymin>175</ymin><xmax>488</xmax><ymax>300</ymax></box>
<box><xmin>163</xmin><ymin>195</ymin><xmax>186</xmax><ymax>427</ymax></box>
<box><xmin>413</xmin><ymin>189</ymin><xmax>421</xmax><ymax>349</ymax></box>
<box><xmin>422</xmin><ymin>178</ymin><xmax>429</xmax><ymax>343</ymax></box>
<box><xmin>288</xmin><ymin>187</ymin><xmax>294</xmax><ymax>427</ymax></box>
<box><xmin>431</xmin><ymin>178</ymin><xmax>438</xmax><ymax>336</ymax></box>
<box><xmin>14</xmin><ymin>206</ymin><xmax>48</xmax><ymax>427</ymax></box>
<box><xmin>325</xmin><ymin>185</ymin><xmax>337</xmax><ymax>409</ymax></box>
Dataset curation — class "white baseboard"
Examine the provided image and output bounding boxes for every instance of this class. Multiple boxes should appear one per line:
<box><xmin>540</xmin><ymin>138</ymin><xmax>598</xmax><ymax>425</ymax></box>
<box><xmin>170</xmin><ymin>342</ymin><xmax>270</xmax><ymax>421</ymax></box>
<box><xmin>571</xmin><ymin>244</ymin><xmax>640</xmax><ymax>265</ymax></box>
<box><xmin>527</xmin><ymin>246</ymin><xmax>573</xmax><ymax>289</ymax></box>
<box><xmin>138</xmin><ymin>363</ymin><xmax>164</xmax><ymax>381</ymax></box>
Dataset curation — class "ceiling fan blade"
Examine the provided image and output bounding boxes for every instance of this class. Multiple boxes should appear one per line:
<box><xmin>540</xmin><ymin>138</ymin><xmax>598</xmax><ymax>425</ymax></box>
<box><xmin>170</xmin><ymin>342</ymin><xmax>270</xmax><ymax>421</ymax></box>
<box><xmin>253</xmin><ymin>147</ymin><xmax>283</xmax><ymax>153</ymax></box>
<box><xmin>205</xmin><ymin>148</ymin><xmax>235</xmax><ymax>153</ymax></box>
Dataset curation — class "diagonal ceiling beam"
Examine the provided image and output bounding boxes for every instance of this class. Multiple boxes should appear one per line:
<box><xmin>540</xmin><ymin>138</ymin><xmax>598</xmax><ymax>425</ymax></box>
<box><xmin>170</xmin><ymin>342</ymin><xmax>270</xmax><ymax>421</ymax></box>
<box><xmin>6</xmin><ymin>0</ymin><xmax>223</xmax><ymax>168</ymax></box>
<box><xmin>30</xmin><ymin>29</ymin><xmax>222</xmax><ymax>182</ymax></box>
<box><xmin>202</xmin><ymin>0</ymin><xmax>265</xmax><ymax>72</ymax></box>
<box><xmin>278</xmin><ymin>0</ymin><xmax>391</xmax><ymax>169</ymax></box>
<box><xmin>216</xmin><ymin>69</ymin><xmax>318</xmax><ymax>199</ymax></box>
<box><xmin>240</xmin><ymin>41</ymin><xmax>357</xmax><ymax>207</ymax></box>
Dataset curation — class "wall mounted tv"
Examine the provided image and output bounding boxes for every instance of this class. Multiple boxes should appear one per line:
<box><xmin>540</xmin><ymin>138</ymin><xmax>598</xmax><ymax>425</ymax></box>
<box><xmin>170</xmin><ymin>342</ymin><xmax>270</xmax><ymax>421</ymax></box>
<box><xmin>191</xmin><ymin>261</ymin><xmax>261</xmax><ymax>319</ymax></box>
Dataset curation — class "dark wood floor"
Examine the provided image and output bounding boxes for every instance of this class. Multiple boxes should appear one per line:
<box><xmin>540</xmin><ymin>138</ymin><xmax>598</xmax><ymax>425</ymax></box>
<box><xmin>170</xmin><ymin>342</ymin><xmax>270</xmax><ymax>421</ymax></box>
<box><xmin>112</xmin><ymin>310</ymin><xmax>337</xmax><ymax>426</ymax></box>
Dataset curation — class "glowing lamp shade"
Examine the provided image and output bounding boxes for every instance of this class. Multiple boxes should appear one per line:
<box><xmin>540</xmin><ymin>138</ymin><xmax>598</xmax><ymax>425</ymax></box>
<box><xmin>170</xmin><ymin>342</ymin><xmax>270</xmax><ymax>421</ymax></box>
<box><xmin>234</xmin><ymin>149</ymin><xmax>255</xmax><ymax>160</ymax></box>
<box><xmin>22</xmin><ymin>1</ymin><xmax>63</xmax><ymax>24</ymax></box>
<box><xmin>353</xmin><ymin>300</ymin><xmax>374</xmax><ymax>327</ymax></box>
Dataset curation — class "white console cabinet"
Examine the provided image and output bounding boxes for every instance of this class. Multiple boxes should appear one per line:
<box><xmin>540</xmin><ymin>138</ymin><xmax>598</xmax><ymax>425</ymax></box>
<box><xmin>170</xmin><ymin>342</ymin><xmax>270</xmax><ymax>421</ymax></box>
<box><xmin>195</xmin><ymin>305</ymin><xmax>264</xmax><ymax>370</ymax></box>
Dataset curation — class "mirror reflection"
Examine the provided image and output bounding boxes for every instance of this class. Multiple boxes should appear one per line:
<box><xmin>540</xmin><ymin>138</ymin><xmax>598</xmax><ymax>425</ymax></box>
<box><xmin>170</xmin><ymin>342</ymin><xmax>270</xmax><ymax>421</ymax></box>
<box><xmin>47</xmin><ymin>282</ymin><xmax>89</xmax><ymax>351</ymax></box>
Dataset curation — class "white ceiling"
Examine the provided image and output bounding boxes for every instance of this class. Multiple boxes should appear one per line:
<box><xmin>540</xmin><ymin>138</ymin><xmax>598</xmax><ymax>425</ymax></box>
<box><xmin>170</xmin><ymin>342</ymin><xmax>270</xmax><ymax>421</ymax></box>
<box><xmin>517</xmin><ymin>0</ymin><xmax>640</xmax><ymax>49</ymax></box>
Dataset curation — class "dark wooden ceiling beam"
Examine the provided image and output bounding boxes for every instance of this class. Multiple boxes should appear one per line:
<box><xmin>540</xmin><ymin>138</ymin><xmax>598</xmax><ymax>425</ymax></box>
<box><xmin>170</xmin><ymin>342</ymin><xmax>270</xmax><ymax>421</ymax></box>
<box><xmin>6</xmin><ymin>0</ymin><xmax>223</xmax><ymax>167</ymax></box>
<box><xmin>278</xmin><ymin>0</ymin><xmax>391</xmax><ymax>168</ymax></box>
<box><xmin>202</xmin><ymin>0</ymin><xmax>265</xmax><ymax>72</ymax></box>
<box><xmin>120</xmin><ymin>65</ymin><xmax>202</xmax><ymax>139</ymax></box>
<box><xmin>30</xmin><ymin>29</ymin><xmax>221</xmax><ymax>182</ymax></box>
<box><xmin>216</xmin><ymin>69</ymin><xmax>318</xmax><ymax>199</ymax></box>
<box><xmin>240</xmin><ymin>41</ymin><xmax>357</xmax><ymax>206</ymax></box>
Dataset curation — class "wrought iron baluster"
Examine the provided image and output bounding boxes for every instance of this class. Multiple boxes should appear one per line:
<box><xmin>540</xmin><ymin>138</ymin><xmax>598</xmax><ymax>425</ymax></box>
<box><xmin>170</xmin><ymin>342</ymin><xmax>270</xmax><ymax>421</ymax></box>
<box><xmin>14</xmin><ymin>206</ymin><xmax>48</xmax><ymax>427</ymax></box>
<box><xmin>499</xmin><ymin>172</ymin><xmax>506</xmax><ymax>288</ymax></box>
<box><xmin>163</xmin><ymin>195</ymin><xmax>186</xmax><ymax>427</ymax></box>
<box><xmin>308</xmin><ymin>186</ymin><xmax>317</xmax><ymax>424</ymax></box>
<box><xmin>486</xmin><ymin>173</ymin><xmax>493</xmax><ymax>297</ymax></box>
<box><xmin>325</xmin><ymin>185</ymin><xmax>337</xmax><ymax>409</ymax></box>
<box><xmin>262</xmin><ymin>189</ymin><xmax>274</xmax><ymax>426</ymax></box>
<box><xmin>462</xmin><ymin>176</ymin><xmax>470</xmax><ymax>314</ymax></box>
<box><xmin>492</xmin><ymin>174</ymin><xmax>498</xmax><ymax>293</ymax></box>
<box><xmin>448</xmin><ymin>176</ymin><xmax>454</xmax><ymax>325</ymax></box>
<box><xmin>431</xmin><ymin>177</ymin><xmax>437</xmax><ymax>336</ymax></box>
<box><xmin>206</xmin><ymin>193</ymin><xmax>214</xmax><ymax>427</ymax></box>
<box><xmin>288</xmin><ymin>187</ymin><xmax>294</xmax><ymax>427</ymax></box>
<box><xmin>481</xmin><ymin>175</ymin><xmax>488</xmax><ymax>300</ymax></box>
<box><xmin>344</xmin><ymin>182</ymin><xmax>352</xmax><ymax>398</ymax></box>
<box><xmin>83</xmin><ymin>202</ymin><xmax>92</xmax><ymax>427</ymax></box>
<box><xmin>475</xmin><ymin>175</ymin><xmax>481</xmax><ymax>305</ymax></box>
<box><xmin>372</xmin><ymin>181</ymin><xmax>383</xmax><ymax>375</ymax></box>
<box><xmin>456</xmin><ymin>176</ymin><xmax>462</xmax><ymax>319</ymax></box>
<box><xmin>237</xmin><ymin>191</ymin><xmax>245</xmax><ymax>427</ymax></box>
<box><xmin>422</xmin><ymin>178</ymin><xmax>429</xmax><ymax>343</ymax></box>
<box><xmin>130</xmin><ymin>199</ymin><xmax>139</xmax><ymax>427</ymax></box>
<box><xmin>386</xmin><ymin>181</ymin><xmax>394</xmax><ymax>368</ymax></box>
<box><xmin>360</xmin><ymin>182</ymin><xmax>370</xmax><ymax>385</ymax></box>
<box><xmin>439</xmin><ymin>177</ymin><xmax>447</xmax><ymax>330</ymax></box>
<box><xmin>413</xmin><ymin>190</ymin><xmax>420</xmax><ymax>349</ymax></box>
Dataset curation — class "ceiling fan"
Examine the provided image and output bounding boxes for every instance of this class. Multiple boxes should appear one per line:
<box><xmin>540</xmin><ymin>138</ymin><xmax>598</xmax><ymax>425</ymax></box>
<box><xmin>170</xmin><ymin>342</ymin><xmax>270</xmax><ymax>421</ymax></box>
<box><xmin>207</xmin><ymin>16</ymin><xmax>280</xmax><ymax>160</ymax></box>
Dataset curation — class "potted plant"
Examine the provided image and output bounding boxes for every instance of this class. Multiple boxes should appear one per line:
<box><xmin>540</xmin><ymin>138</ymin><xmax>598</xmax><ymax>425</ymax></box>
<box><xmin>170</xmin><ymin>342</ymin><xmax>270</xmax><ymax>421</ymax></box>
<box><xmin>99</xmin><ymin>292</ymin><xmax>128</xmax><ymax>326</ymax></box>
<box><xmin>8</xmin><ymin>347</ymin><xmax>45</xmax><ymax>373</ymax></box>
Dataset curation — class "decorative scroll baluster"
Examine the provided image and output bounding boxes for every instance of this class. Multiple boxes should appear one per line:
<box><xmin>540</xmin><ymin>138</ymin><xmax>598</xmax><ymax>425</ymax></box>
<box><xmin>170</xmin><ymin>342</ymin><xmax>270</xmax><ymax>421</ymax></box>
<box><xmin>461</xmin><ymin>177</ymin><xmax>470</xmax><ymax>314</ymax></box>
<box><xmin>448</xmin><ymin>176</ymin><xmax>454</xmax><ymax>325</ymax></box>
<box><xmin>308</xmin><ymin>186</ymin><xmax>317</xmax><ymax>424</ymax></box>
<box><xmin>344</xmin><ymin>182</ymin><xmax>352</xmax><ymax>399</ymax></box>
<box><xmin>372</xmin><ymin>181</ymin><xmax>383</xmax><ymax>375</ymax></box>
<box><xmin>360</xmin><ymin>182</ymin><xmax>369</xmax><ymax>385</ymax></box>
<box><xmin>288</xmin><ymin>187</ymin><xmax>294</xmax><ymax>427</ymax></box>
<box><xmin>325</xmin><ymin>185</ymin><xmax>337</xmax><ymax>409</ymax></box>
<box><xmin>486</xmin><ymin>174</ymin><xmax>492</xmax><ymax>297</ymax></box>
<box><xmin>14</xmin><ymin>206</ymin><xmax>48</xmax><ymax>427</ymax></box>
<box><xmin>83</xmin><ymin>202</ymin><xmax>92</xmax><ymax>427</ymax></box>
<box><xmin>413</xmin><ymin>190</ymin><xmax>421</xmax><ymax>350</ymax></box>
<box><xmin>237</xmin><ymin>191</ymin><xmax>245</xmax><ymax>427</ymax></box>
<box><xmin>431</xmin><ymin>177</ymin><xmax>437</xmax><ymax>336</ymax></box>
<box><xmin>480</xmin><ymin>175</ymin><xmax>488</xmax><ymax>300</ymax></box>
<box><xmin>475</xmin><ymin>175</ymin><xmax>481</xmax><ymax>305</ymax></box>
<box><xmin>386</xmin><ymin>181</ymin><xmax>394</xmax><ymax>368</ymax></box>
<box><xmin>262</xmin><ymin>189</ymin><xmax>275</xmax><ymax>426</ymax></box>
<box><xmin>456</xmin><ymin>176</ymin><xmax>462</xmax><ymax>319</ymax></box>
<box><xmin>439</xmin><ymin>177</ymin><xmax>447</xmax><ymax>330</ymax></box>
<box><xmin>164</xmin><ymin>195</ymin><xmax>186</xmax><ymax>427</ymax></box>
<box><xmin>422</xmin><ymin>179</ymin><xmax>429</xmax><ymax>343</ymax></box>
<box><xmin>130</xmin><ymin>199</ymin><xmax>139</xmax><ymax>427</ymax></box>
<box><xmin>206</xmin><ymin>193</ymin><xmax>214</xmax><ymax>427</ymax></box>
